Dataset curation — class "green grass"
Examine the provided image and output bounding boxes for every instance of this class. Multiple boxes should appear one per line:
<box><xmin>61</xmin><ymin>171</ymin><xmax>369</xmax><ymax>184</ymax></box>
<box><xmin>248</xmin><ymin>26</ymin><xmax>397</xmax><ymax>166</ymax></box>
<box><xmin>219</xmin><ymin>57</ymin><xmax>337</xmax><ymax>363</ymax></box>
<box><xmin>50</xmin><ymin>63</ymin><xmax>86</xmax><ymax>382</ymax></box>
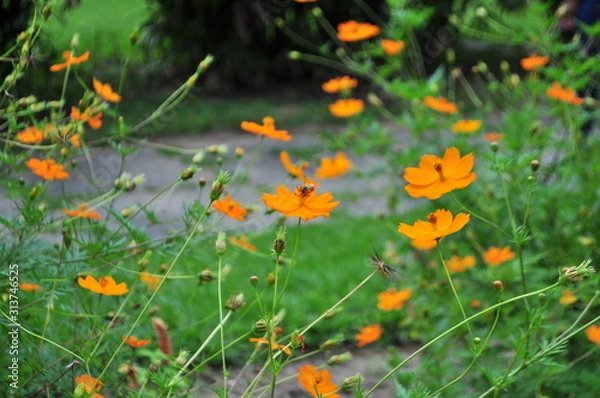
<box><xmin>44</xmin><ymin>0</ymin><xmax>150</xmax><ymax>61</ymax></box>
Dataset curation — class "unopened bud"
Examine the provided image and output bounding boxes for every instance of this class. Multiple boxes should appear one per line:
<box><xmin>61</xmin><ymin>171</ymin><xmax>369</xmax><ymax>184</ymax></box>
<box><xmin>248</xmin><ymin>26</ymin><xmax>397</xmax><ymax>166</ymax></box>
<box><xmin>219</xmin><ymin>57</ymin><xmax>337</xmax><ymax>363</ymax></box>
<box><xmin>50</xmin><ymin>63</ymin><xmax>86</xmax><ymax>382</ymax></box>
<box><xmin>320</xmin><ymin>335</ymin><xmax>343</xmax><ymax>350</ymax></box>
<box><xmin>210</xmin><ymin>170</ymin><xmax>230</xmax><ymax>201</ymax></box>
<box><xmin>327</xmin><ymin>351</ymin><xmax>353</xmax><ymax>366</ymax></box>
<box><xmin>175</xmin><ymin>349</ymin><xmax>189</xmax><ymax>367</ymax></box>
<box><xmin>199</xmin><ymin>269</ymin><xmax>213</xmax><ymax>283</ymax></box>
<box><xmin>288</xmin><ymin>51</ymin><xmax>301</xmax><ymax>60</ymax></box>
<box><xmin>198</xmin><ymin>177</ymin><xmax>206</xmax><ymax>187</ymax></box>
<box><xmin>341</xmin><ymin>375</ymin><xmax>361</xmax><ymax>390</ymax></box>
<box><xmin>129</xmin><ymin>30</ymin><xmax>139</xmax><ymax>46</ymax></box>
<box><xmin>510</xmin><ymin>74</ymin><xmax>520</xmax><ymax>87</ymax></box>
<box><xmin>226</xmin><ymin>292</ymin><xmax>246</xmax><ymax>311</ymax></box>
<box><xmin>215</xmin><ymin>233</ymin><xmax>226</xmax><ymax>254</ymax></box>
<box><xmin>476</xmin><ymin>7</ymin><xmax>487</xmax><ymax>18</ymax></box>
<box><xmin>367</xmin><ymin>93</ymin><xmax>382</xmax><ymax>107</ymax></box>
<box><xmin>492</xmin><ymin>280</ymin><xmax>504</xmax><ymax>292</ymax></box>
<box><xmin>235</xmin><ymin>147</ymin><xmax>245</xmax><ymax>158</ymax></box>
<box><xmin>42</xmin><ymin>6</ymin><xmax>53</xmax><ymax>19</ymax></box>
<box><xmin>447</xmin><ymin>48</ymin><xmax>456</xmax><ymax>64</ymax></box>
<box><xmin>530</xmin><ymin>159</ymin><xmax>540</xmax><ymax>172</ymax></box>
<box><xmin>273</xmin><ymin>226</ymin><xmax>287</xmax><ymax>255</ymax></box>
<box><xmin>254</xmin><ymin>319</ymin><xmax>268</xmax><ymax>334</ymax></box>
<box><xmin>250</xmin><ymin>275</ymin><xmax>259</xmax><ymax>287</ymax></box>
<box><xmin>181</xmin><ymin>167</ymin><xmax>196</xmax><ymax>181</ymax></box>
<box><xmin>477</xmin><ymin>61</ymin><xmax>488</xmax><ymax>73</ymax></box>
<box><xmin>500</xmin><ymin>60</ymin><xmax>510</xmax><ymax>73</ymax></box>
<box><xmin>267</xmin><ymin>273</ymin><xmax>276</xmax><ymax>285</ymax></box>
<box><xmin>490</xmin><ymin>141</ymin><xmax>499</xmax><ymax>153</ymax></box>
<box><xmin>311</xmin><ymin>7</ymin><xmax>323</xmax><ymax>17</ymax></box>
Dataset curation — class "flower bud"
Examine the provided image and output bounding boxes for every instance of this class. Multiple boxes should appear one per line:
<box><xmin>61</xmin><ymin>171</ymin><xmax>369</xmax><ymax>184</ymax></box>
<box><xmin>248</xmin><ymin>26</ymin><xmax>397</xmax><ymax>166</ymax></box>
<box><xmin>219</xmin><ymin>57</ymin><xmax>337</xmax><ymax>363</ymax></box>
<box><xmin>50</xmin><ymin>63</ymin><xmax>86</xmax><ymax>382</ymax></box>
<box><xmin>320</xmin><ymin>335</ymin><xmax>343</xmax><ymax>350</ymax></box>
<box><xmin>273</xmin><ymin>226</ymin><xmax>287</xmax><ymax>255</ymax></box>
<box><xmin>215</xmin><ymin>233</ymin><xmax>226</xmax><ymax>255</ymax></box>
<box><xmin>288</xmin><ymin>51</ymin><xmax>301</xmax><ymax>60</ymax></box>
<box><xmin>530</xmin><ymin>159</ymin><xmax>540</xmax><ymax>172</ymax></box>
<box><xmin>492</xmin><ymin>280</ymin><xmax>504</xmax><ymax>292</ymax></box>
<box><xmin>446</xmin><ymin>48</ymin><xmax>456</xmax><ymax>64</ymax></box>
<box><xmin>341</xmin><ymin>375</ymin><xmax>361</xmax><ymax>390</ymax></box>
<box><xmin>226</xmin><ymin>292</ymin><xmax>246</xmax><ymax>311</ymax></box>
<box><xmin>198</xmin><ymin>177</ymin><xmax>206</xmax><ymax>188</ymax></box>
<box><xmin>312</xmin><ymin>7</ymin><xmax>323</xmax><ymax>17</ymax></box>
<box><xmin>254</xmin><ymin>319</ymin><xmax>268</xmax><ymax>334</ymax></box>
<box><xmin>510</xmin><ymin>74</ymin><xmax>520</xmax><ymax>87</ymax></box>
<box><xmin>250</xmin><ymin>275</ymin><xmax>259</xmax><ymax>287</ymax></box>
<box><xmin>327</xmin><ymin>351</ymin><xmax>353</xmax><ymax>366</ymax></box>
<box><xmin>367</xmin><ymin>93</ymin><xmax>382</xmax><ymax>107</ymax></box>
<box><xmin>235</xmin><ymin>147</ymin><xmax>245</xmax><ymax>159</ymax></box>
<box><xmin>477</xmin><ymin>61</ymin><xmax>488</xmax><ymax>74</ymax></box>
<box><xmin>180</xmin><ymin>167</ymin><xmax>196</xmax><ymax>181</ymax></box>
<box><xmin>129</xmin><ymin>29</ymin><xmax>139</xmax><ymax>46</ymax></box>
<box><xmin>267</xmin><ymin>273</ymin><xmax>276</xmax><ymax>285</ymax></box>
<box><xmin>199</xmin><ymin>269</ymin><xmax>213</xmax><ymax>283</ymax></box>
<box><xmin>559</xmin><ymin>259</ymin><xmax>594</xmax><ymax>285</ymax></box>
<box><xmin>490</xmin><ymin>141</ymin><xmax>499</xmax><ymax>153</ymax></box>
<box><xmin>210</xmin><ymin>170</ymin><xmax>230</xmax><ymax>201</ymax></box>
<box><xmin>175</xmin><ymin>349</ymin><xmax>189</xmax><ymax>367</ymax></box>
<box><xmin>42</xmin><ymin>5</ymin><xmax>53</xmax><ymax>19</ymax></box>
<box><xmin>448</xmin><ymin>14</ymin><xmax>461</xmax><ymax>26</ymax></box>
<box><xmin>500</xmin><ymin>60</ymin><xmax>510</xmax><ymax>73</ymax></box>
<box><xmin>476</xmin><ymin>7</ymin><xmax>487</xmax><ymax>18</ymax></box>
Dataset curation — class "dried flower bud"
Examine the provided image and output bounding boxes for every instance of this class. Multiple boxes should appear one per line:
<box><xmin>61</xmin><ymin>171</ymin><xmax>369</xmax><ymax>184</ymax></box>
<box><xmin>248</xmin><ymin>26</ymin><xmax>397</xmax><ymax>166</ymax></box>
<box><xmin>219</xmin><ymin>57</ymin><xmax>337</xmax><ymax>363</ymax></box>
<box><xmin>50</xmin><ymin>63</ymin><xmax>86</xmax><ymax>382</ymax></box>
<box><xmin>560</xmin><ymin>259</ymin><xmax>594</xmax><ymax>285</ymax></box>
<box><xmin>226</xmin><ymin>292</ymin><xmax>246</xmax><ymax>311</ymax></box>
<box><xmin>327</xmin><ymin>351</ymin><xmax>353</xmax><ymax>366</ymax></box>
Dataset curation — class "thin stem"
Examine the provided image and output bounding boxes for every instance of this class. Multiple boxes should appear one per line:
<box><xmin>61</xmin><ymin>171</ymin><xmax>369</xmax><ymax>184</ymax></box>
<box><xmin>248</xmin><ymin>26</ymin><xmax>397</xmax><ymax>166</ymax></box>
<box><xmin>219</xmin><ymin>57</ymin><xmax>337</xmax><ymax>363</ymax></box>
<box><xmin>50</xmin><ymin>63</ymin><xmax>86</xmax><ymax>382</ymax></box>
<box><xmin>364</xmin><ymin>282</ymin><xmax>560</xmax><ymax>396</ymax></box>
<box><xmin>217</xmin><ymin>255</ymin><xmax>228</xmax><ymax>397</ymax></box>
<box><xmin>437</xmin><ymin>245</ymin><xmax>474</xmax><ymax>340</ymax></box>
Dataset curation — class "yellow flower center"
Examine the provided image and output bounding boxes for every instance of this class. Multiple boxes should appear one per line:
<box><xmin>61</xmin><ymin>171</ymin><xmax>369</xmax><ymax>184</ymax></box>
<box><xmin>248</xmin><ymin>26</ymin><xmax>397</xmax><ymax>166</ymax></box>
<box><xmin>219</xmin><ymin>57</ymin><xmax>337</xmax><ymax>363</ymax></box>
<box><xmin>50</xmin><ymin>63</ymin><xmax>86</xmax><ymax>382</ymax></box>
<box><xmin>434</xmin><ymin>163</ymin><xmax>445</xmax><ymax>180</ymax></box>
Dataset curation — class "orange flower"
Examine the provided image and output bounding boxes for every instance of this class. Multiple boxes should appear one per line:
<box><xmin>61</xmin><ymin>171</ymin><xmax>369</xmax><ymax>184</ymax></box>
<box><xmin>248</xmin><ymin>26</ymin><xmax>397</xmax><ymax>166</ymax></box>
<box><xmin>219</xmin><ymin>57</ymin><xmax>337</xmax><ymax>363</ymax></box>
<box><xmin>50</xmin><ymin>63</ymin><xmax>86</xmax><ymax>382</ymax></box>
<box><xmin>19</xmin><ymin>283</ymin><xmax>42</xmax><ymax>292</ymax></box>
<box><xmin>483</xmin><ymin>246</ymin><xmax>515</xmax><ymax>266</ymax></box>
<box><xmin>559</xmin><ymin>290</ymin><xmax>577</xmax><ymax>305</ymax></box>
<box><xmin>122</xmin><ymin>335</ymin><xmax>151</xmax><ymax>348</ymax></box>
<box><xmin>446</xmin><ymin>255</ymin><xmax>476</xmax><ymax>273</ymax></box>
<box><xmin>381</xmin><ymin>39</ymin><xmax>405</xmax><ymax>55</ymax></box>
<box><xmin>484</xmin><ymin>132</ymin><xmax>505</xmax><ymax>142</ymax></box>
<box><xmin>74</xmin><ymin>374</ymin><xmax>103</xmax><ymax>398</ymax></box>
<box><xmin>423</xmin><ymin>95</ymin><xmax>458</xmax><ymax>114</ymax></box>
<box><xmin>328</xmin><ymin>98</ymin><xmax>364</xmax><ymax>118</ymax></box>
<box><xmin>50</xmin><ymin>50</ymin><xmax>90</xmax><ymax>72</ymax></box>
<box><xmin>294</xmin><ymin>0</ymin><xmax>317</xmax><ymax>2</ymax></box>
<box><xmin>140</xmin><ymin>270</ymin><xmax>162</xmax><ymax>291</ymax></box>
<box><xmin>321</xmin><ymin>76</ymin><xmax>358</xmax><ymax>93</ymax></box>
<box><xmin>77</xmin><ymin>275</ymin><xmax>129</xmax><ymax>296</ymax></box>
<box><xmin>377</xmin><ymin>288</ymin><xmax>413</xmax><ymax>311</ymax></box>
<box><xmin>520</xmin><ymin>54</ymin><xmax>549</xmax><ymax>71</ymax></box>
<box><xmin>546</xmin><ymin>82</ymin><xmax>584</xmax><ymax>105</ymax></box>
<box><xmin>356</xmin><ymin>324</ymin><xmax>383</xmax><ymax>347</ymax></box>
<box><xmin>26</xmin><ymin>158</ymin><xmax>69</xmax><ymax>180</ymax></box>
<box><xmin>398</xmin><ymin>209</ymin><xmax>470</xmax><ymax>242</ymax></box>
<box><xmin>249</xmin><ymin>337</ymin><xmax>292</xmax><ymax>356</ymax></box>
<box><xmin>63</xmin><ymin>202</ymin><xmax>102</xmax><ymax>220</ymax></box>
<box><xmin>451</xmin><ymin>119</ymin><xmax>482</xmax><ymax>134</ymax></box>
<box><xmin>241</xmin><ymin>116</ymin><xmax>292</xmax><ymax>141</ymax></box>
<box><xmin>212</xmin><ymin>196</ymin><xmax>247</xmax><ymax>221</ymax></box>
<box><xmin>404</xmin><ymin>147</ymin><xmax>476</xmax><ymax>200</ymax></box>
<box><xmin>93</xmin><ymin>78</ymin><xmax>122</xmax><ymax>102</ymax></box>
<box><xmin>262</xmin><ymin>184</ymin><xmax>339</xmax><ymax>222</ymax></box>
<box><xmin>410</xmin><ymin>239</ymin><xmax>437</xmax><ymax>250</ymax></box>
<box><xmin>71</xmin><ymin>107</ymin><xmax>103</xmax><ymax>129</ymax></box>
<box><xmin>280</xmin><ymin>151</ymin><xmax>309</xmax><ymax>179</ymax></box>
<box><xmin>585</xmin><ymin>325</ymin><xmax>600</xmax><ymax>345</ymax></box>
<box><xmin>315</xmin><ymin>152</ymin><xmax>352</xmax><ymax>179</ymax></box>
<box><xmin>337</xmin><ymin>20</ymin><xmax>381</xmax><ymax>42</ymax></box>
<box><xmin>297</xmin><ymin>364</ymin><xmax>340</xmax><ymax>398</ymax></box>
<box><xmin>16</xmin><ymin>126</ymin><xmax>45</xmax><ymax>144</ymax></box>
<box><xmin>229</xmin><ymin>235</ymin><xmax>256</xmax><ymax>252</ymax></box>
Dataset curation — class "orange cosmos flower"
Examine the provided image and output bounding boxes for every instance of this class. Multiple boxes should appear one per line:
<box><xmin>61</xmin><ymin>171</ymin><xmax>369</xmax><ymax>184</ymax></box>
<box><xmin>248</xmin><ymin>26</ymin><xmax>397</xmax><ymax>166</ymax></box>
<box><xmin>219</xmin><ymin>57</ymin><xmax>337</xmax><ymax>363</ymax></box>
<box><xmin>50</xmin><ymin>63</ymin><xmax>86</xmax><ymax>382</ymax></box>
<box><xmin>546</xmin><ymin>82</ymin><xmax>584</xmax><ymax>105</ymax></box>
<box><xmin>19</xmin><ymin>283</ymin><xmax>42</xmax><ymax>292</ymax></box>
<box><xmin>398</xmin><ymin>209</ymin><xmax>470</xmax><ymax>242</ymax></box>
<box><xmin>16</xmin><ymin>126</ymin><xmax>45</xmax><ymax>144</ymax></box>
<box><xmin>381</xmin><ymin>39</ymin><xmax>405</xmax><ymax>55</ymax></box>
<box><xmin>229</xmin><ymin>235</ymin><xmax>256</xmax><ymax>252</ymax></box>
<box><xmin>423</xmin><ymin>95</ymin><xmax>458</xmax><ymax>114</ymax></box>
<box><xmin>140</xmin><ymin>270</ymin><xmax>162</xmax><ymax>290</ymax></box>
<box><xmin>77</xmin><ymin>275</ymin><xmax>129</xmax><ymax>296</ymax></box>
<box><xmin>404</xmin><ymin>146</ymin><xmax>476</xmax><ymax>200</ymax></box>
<box><xmin>63</xmin><ymin>202</ymin><xmax>102</xmax><ymax>220</ymax></box>
<box><xmin>483</xmin><ymin>246</ymin><xmax>515</xmax><ymax>266</ymax></box>
<box><xmin>294</xmin><ymin>0</ymin><xmax>317</xmax><ymax>2</ymax></box>
<box><xmin>249</xmin><ymin>337</ymin><xmax>292</xmax><ymax>356</ymax></box>
<box><xmin>559</xmin><ymin>290</ymin><xmax>577</xmax><ymax>305</ymax></box>
<box><xmin>520</xmin><ymin>54</ymin><xmax>549</xmax><ymax>71</ymax></box>
<box><xmin>71</xmin><ymin>107</ymin><xmax>103</xmax><ymax>129</ymax></box>
<box><xmin>280</xmin><ymin>151</ymin><xmax>309</xmax><ymax>179</ymax></box>
<box><xmin>451</xmin><ymin>119</ymin><xmax>482</xmax><ymax>134</ymax></box>
<box><xmin>328</xmin><ymin>98</ymin><xmax>364</xmax><ymax>118</ymax></box>
<box><xmin>337</xmin><ymin>20</ymin><xmax>381</xmax><ymax>42</ymax></box>
<box><xmin>356</xmin><ymin>324</ymin><xmax>383</xmax><ymax>347</ymax></box>
<box><xmin>315</xmin><ymin>152</ymin><xmax>352</xmax><ymax>179</ymax></box>
<box><xmin>262</xmin><ymin>184</ymin><xmax>339</xmax><ymax>221</ymax></box>
<box><xmin>410</xmin><ymin>239</ymin><xmax>437</xmax><ymax>250</ymax></box>
<box><xmin>446</xmin><ymin>255</ymin><xmax>476</xmax><ymax>273</ymax></box>
<box><xmin>74</xmin><ymin>374</ymin><xmax>103</xmax><ymax>398</ymax></box>
<box><xmin>377</xmin><ymin>288</ymin><xmax>413</xmax><ymax>311</ymax></box>
<box><xmin>485</xmin><ymin>132</ymin><xmax>505</xmax><ymax>142</ymax></box>
<box><xmin>297</xmin><ymin>365</ymin><xmax>340</xmax><ymax>398</ymax></box>
<box><xmin>122</xmin><ymin>335</ymin><xmax>152</xmax><ymax>348</ymax></box>
<box><xmin>212</xmin><ymin>196</ymin><xmax>247</xmax><ymax>221</ymax></box>
<box><xmin>321</xmin><ymin>75</ymin><xmax>358</xmax><ymax>93</ymax></box>
<box><xmin>26</xmin><ymin>158</ymin><xmax>69</xmax><ymax>180</ymax></box>
<box><xmin>241</xmin><ymin>116</ymin><xmax>292</xmax><ymax>141</ymax></box>
<box><xmin>93</xmin><ymin>78</ymin><xmax>122</xmax><ymax>103</ymax></box>
<box><xmin>585</xmin><ymin>325</ymin><xmax>600</xmax><ymax>345</ymax></box>
<box><xmin>50</xmin><ymin>50</ymin><xmax>90</xmax><ymax>72</ymax></box>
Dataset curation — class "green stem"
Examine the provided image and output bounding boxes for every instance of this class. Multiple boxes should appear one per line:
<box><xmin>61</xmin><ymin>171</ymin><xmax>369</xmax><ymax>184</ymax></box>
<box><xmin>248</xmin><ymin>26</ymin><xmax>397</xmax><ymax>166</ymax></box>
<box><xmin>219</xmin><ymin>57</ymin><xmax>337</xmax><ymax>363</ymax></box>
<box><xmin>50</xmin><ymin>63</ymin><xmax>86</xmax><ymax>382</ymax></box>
<box><xmin>364</xmin><ymin>282</ymin><xmax>560</xmax><ymax>396</ymax></box>
<box><xmin>217</xmin><ymin>255</ymin><xmax>228</xmax><ymax>397</ymax></box>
